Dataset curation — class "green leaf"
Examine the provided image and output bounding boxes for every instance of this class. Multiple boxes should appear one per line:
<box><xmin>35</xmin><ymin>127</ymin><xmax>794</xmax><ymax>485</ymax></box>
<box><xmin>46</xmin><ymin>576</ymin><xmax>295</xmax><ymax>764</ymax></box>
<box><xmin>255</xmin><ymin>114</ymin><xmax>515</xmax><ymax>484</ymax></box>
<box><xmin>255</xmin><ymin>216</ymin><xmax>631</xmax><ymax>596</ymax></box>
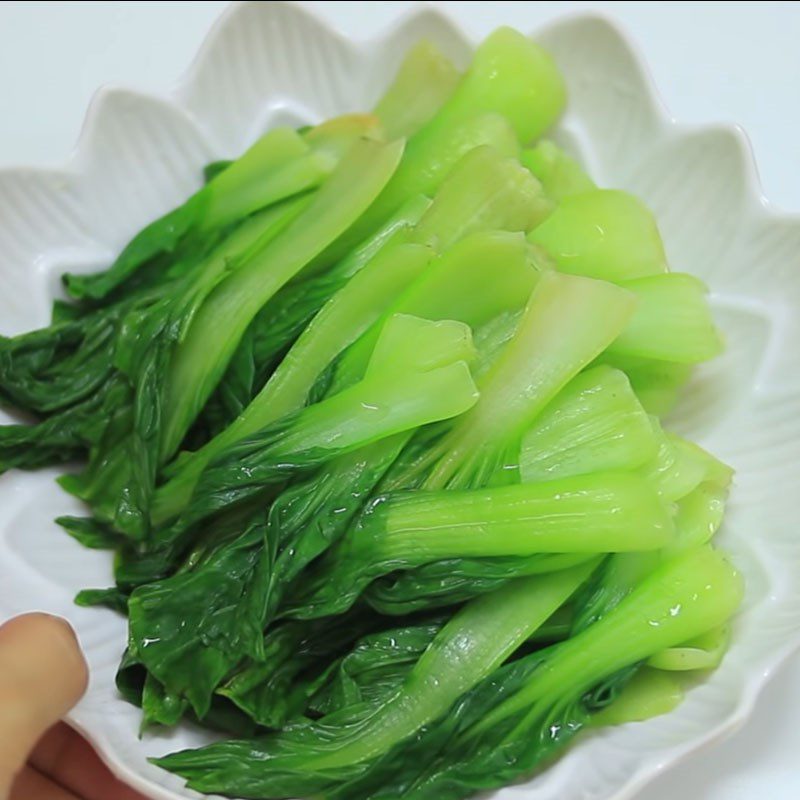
<box><xmin>366</xmin><ymin>554</ymin><xmax>596</xmax><ymax>616</ymax></box>
<box><xmin>61</xmin><ymin>198</ymin><xmax>310</xmax><ymax>537</ymax></box>
<box><xmin>62</xmin><ymin>195</ymin><xmax>208</xmax><ymax>302</ymax></box>
<box><xmin>62</xmin><ymin>126</ymin><xmax>322</xmax><ymax>303</ymax></box>
<box><xmin>267</xmin><ymin>435</ymin><xmax>409</xmax><ymax>619</ymax></box>
<box><xmin>202</xmin><ymin>160</ymin><xmax>232</xmax><ymax>183</ymax></box>
<box><xmin>74</xmin><ymin>587</ymin><xmax>129</xmax><ymax>614</ymax></box>
<box><xmin>57</xmin><ymin>515</ymin><xmax>122</xmax><ymax>550</ymax></box>
<box><xmin>127</xmin><ymin>512</ymin><xmax>271</xmax><ymax>717</ymax></box>
<box><xmin>142</xmin><ymin>673</ymin><xmax>189</xmax><ymax>728</ymax></box>
<box><xmin>309</xmin><ymin>619</ymin><xmax>446</xmax><ymax>717</ymax></box>
<box><xmin>0</xmin><ymin>301</ymin><xmax>129</xmax><ymax>415</ymax></box>
<box><xmin>156</xmin><ymin>566</ymin><xmax>594</xmax><ymax>797</ymax></box>
<box><xmin>220</xmin><ymin>609</ymin><xmax>380</xmax><ymax>728</ymax></box>
<box><xmin>1</xmin><ymin>376</ymin><xmax>129</xmax><ymax>473</ymax></box>
<box><xmin>369</xmin><ymin>550</ymin><xmax>741</xmax><ymax>800</ymax></box>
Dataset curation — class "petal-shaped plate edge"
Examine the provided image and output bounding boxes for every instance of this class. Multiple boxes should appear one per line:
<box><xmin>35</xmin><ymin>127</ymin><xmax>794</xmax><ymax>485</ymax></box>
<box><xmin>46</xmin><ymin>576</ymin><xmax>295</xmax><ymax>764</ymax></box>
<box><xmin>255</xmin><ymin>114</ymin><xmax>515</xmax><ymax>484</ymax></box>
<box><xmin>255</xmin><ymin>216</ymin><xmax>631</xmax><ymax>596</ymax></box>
<box><xmin>0</xmin><ymin>3</ymin><xmax>799</xmax><ymax>800</ymax></box>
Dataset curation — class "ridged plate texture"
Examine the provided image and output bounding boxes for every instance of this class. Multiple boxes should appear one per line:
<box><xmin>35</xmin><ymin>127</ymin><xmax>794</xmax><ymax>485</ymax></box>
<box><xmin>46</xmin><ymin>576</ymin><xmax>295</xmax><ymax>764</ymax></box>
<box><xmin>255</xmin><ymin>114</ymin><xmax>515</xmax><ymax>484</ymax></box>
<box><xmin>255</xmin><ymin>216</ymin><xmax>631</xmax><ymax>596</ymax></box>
<box><xmin>0</xmin><ymin>3</ymin><xmax>798</xmax><ymax>799</ymax></box>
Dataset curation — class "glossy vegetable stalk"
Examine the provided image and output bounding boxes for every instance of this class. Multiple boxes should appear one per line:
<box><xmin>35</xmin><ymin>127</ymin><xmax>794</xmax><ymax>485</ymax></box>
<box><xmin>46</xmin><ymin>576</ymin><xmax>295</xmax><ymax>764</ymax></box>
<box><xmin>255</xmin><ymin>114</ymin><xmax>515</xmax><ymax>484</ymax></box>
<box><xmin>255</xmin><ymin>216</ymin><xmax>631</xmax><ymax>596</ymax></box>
<box><xmin>63</xmin><ymin>119</ymin><xmax>362</xmax><ymax>303</ymax></box>
<box><xmin>330</xmin><ymin>228</ymin><xmax>537</xmax><ymax>392</ymax></box>
<box><xmin>154</xmin><ymin>315</ymin><xmax>478</xmax><ymax>534</ymax></box>
<box><xmin>641</xmin><ymin>422</ymin><xmax>732</xmax><ymax>502</ymax></box>
<box><xmin>156</xmin><ymin>146</ymin><xmax>543</xmax><ymax>522</ymax></box>
<box><xmin>408</xmin><ymin>144</ymin><xmax>550</xmax><ymax>249</ymax></box>
<box><xmin>422</xmin><ymin>269</ymin><xmax>637</xmax><ymax>490</ymax></box>
<box><xmin>155</xmin><ymin>563</ymin><xmax>596</xmax><ymax>797</ymax></box>
<box><xmin>519</xmin><ymin>365</ymin><xmax>658</xmax><ymax>483</ymax></box>
<box><xmin>353</xmin><ymin>548</ymin><xmax>745</xmax><ymax>800</ymax></box>
<box><xmin>521</xmin><ymin>140</ymin><xmax>595</xmax><ymax>201</ymax></box>
<box><xmin>606</xmin><ymin>355</ymin><xmax>692</xmax><ymax>416</ymax></box>
<box><xmin>528</xmin><ymin>189</ymin><xmax>668</xmax><ymax>281</ymax></box>
<box><xmin>609</xmin><ymin>273</ymin><xmax>724</xmax><ymax>363</ymax></box>
<box><xmin>427</xmin><ymin>26</ymin><xmax>566</xmax><ymax>144</ymax></box>
<box><xmin>291</xmin><ymin>472</ymin><xmax>673</xmax><ymax>619</ymax></box>
<box><xmin>320</xmin><ymin>25</ymin><xmax>564</xmax><ymax>263</ymax></box>
<box><xmin>374</xmin><ymin>40</ymin><xmax>461</xmax><ymax>139</ymax></box>
<box><xmin>159</xmin><ymin>138</ymin><xmax>405</xmax><ymax>460</ymax></box>
<box><xmin>152</xmin><ymin>242</ymin><xmax>433</xmax><ymax>524</ymax></box>
<box><xmin>475</xmin><ymin>546</ymin><xmax>743</xmax><ymax>734</ymax></box>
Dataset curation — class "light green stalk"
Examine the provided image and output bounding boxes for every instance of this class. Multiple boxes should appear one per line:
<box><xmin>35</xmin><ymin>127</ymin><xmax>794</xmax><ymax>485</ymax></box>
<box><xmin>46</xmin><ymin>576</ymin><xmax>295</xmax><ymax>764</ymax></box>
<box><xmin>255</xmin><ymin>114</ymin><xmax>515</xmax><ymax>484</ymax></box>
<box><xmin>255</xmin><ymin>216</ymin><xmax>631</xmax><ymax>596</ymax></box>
<box><xmin>519</xmin><ymin>366</ymin><xmax>658</xmax><ymax>483</ymax></box>
<box><xmin>360</xmin><ymin>25</ymin><xmax>567</xmax><ymax>228</ymax></box>
<box><xmin>153</xmin><ymin>316</ymin><xmax>477</xmax><ymax>532</ymax></box>
<box><xmin>590</xmin><ymin>668</ymin><xmax>684</xmax><ymax>726</ymax></box>
<box><xmin>642</xmin><ymin>422</ymin><xmax>733</xmax><ymax>502</ymax></box>
<box><xmin>666</xmin><ymin>482</ymin><xmax>730</xmax><ymax>555</ymax></box>
<box><xmin>423</xmin><ymin>270</ymin><xmax>637</xmax><ymax>489</ymax></box>
<box><xmin>426</xmin><ymin>27</ymin><xmax>566</xmax><ymax>144</ymax></box>
<box><xmin>648</xmin><ymin>625</ymin><xmax>731</xmax><ymax>671</ymax></box>
<box><xmin>295</xmin><ymin>471</ymin><xmax>671</xmax><ymax>619</ymax></box>
<box><xmin>155</xmin><ymin>147</ymin><xmax>544</xmax><ymax>523</ymax></box>
<box><xmin>155</xmin><ymin>564</ymin><xmax>599</xmax><ymax>794</ymax></box>
<box><xmin>374</xmin><ymin>40</ymin><xmax>461</xmax><ymax>139</ymax></box>
<box><xmin>319</xmin><ymin>26</ymin><xmax>565</xmax><ymax>263</ymax></box>
<box><xmin>199</xmin><ymin>127</ymin><xmax>330</xmax><ymax>231</ymax></box>
<box><xmin>325</xmin><ymin>113</ymin><xmax>519</xmax><ymax>264</ymax></box>
<box><xmin>309</xmin><ymin>563</ymin><xmax>597</xmax><ymax>770</ymax></box>
<box><xmin>528</xmin><ymin>189</ymin><xmax>668</xmax><ymax>281</ymax></box>
<box><xmin>201</xmin><ymin>114</ymin><xmax>384</xmax><ymax>232</ymax></box>
<box><xmin>521</xmin><ymin>140</ymin><xmax>595</xmax><ymax>202</ymax></box>
<box><xmin>262</xmin><ymin>315</ymin><xmax>477</xmax><ymax>458</ymax></box>
<box><xmin>265</xmin><ymin>361</ymin><xmax>476</xmax><ymax>462</ymax></box>
<box><xmin>605</xmin><ymin>355</ymin><xmax>692</xmax><ymax>416</ymax></box>
<box><xmin>473</xmin><ymin>545</ymin><xmax>744</xmax><ymax>736</ymax></box>
<box><xmin>159</xmin><ymin>138</ymin><xmax>405</xmax><ymax>460</ymax></box>
<box><xmin>408</xmin><ymin>145</ymin><xmax>550</xmax><ymax>249</ymax></box>
<box><xmin>174</xmin><ymin>193</ymin><xmax>313</xmax><ymax>298</ymax></box>
<box><xmin>369</xmin><ymin>472</ymin><xmax>673</xmax><ymax>563</ymax></box>
<box><xmin>332</xmin><ymin>229</ymin><xmax>537</xmax><ymax>391</ymax></box>
<box><xmin>153</xmin><ymin>244</ymin><xmax>433</xmax><ymax>523</ymax></box>
<box><xmin>609</xmin><ymin>273</ymin><xmax>724</xmax><ymax>363</ymax></box>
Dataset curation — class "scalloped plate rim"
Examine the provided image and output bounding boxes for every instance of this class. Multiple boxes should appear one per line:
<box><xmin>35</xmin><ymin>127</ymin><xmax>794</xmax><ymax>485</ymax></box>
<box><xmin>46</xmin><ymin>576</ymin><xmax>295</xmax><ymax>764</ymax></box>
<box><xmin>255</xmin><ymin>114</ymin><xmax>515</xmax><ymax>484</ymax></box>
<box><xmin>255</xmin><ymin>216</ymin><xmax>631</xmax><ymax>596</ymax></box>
<box><xmin>0</xmin><ymin>3</ymin><xmax>797</xmax><ymax>800</ymax></box>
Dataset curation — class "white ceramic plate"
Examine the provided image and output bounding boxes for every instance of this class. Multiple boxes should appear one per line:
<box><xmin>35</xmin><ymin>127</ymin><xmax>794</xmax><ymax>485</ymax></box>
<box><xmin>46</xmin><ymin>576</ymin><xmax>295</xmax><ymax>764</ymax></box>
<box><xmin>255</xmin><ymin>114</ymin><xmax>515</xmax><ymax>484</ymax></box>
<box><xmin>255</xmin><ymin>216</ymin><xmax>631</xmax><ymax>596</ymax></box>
<box><xmin>1</xmin><ymin>3</ymin><xmax>798</xmax><ymax>799</ymax></box>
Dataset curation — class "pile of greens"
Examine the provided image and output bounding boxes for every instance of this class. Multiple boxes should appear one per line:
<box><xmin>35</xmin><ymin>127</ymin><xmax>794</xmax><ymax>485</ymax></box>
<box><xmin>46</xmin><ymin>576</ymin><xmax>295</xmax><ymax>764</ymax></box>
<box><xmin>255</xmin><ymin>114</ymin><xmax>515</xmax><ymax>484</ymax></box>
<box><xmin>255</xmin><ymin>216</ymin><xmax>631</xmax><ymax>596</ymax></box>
<box><xmin>0</xmin><ymin>27</ymin><xmax>742</xmax><ymax>800</ymax></box>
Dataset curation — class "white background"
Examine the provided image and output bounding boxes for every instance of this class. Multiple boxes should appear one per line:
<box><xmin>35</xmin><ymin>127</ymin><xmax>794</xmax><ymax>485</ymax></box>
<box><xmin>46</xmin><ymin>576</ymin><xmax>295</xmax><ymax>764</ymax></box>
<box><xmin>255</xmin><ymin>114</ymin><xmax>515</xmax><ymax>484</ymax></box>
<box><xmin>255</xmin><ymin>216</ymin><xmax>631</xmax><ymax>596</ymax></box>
<box><xmin>0</xmin><ymin>2</ymin><xmax>798</xmax><ymax>798</ymax></box>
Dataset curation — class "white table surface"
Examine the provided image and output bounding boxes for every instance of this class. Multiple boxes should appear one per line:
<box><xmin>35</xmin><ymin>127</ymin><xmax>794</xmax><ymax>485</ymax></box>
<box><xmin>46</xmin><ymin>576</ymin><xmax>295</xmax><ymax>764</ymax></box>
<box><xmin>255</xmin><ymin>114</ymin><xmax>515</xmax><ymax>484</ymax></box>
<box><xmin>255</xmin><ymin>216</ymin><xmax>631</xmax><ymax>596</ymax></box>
<box><xmin>0</xmin><ymin>2</ymin><xmax>798</xmax><ymax>798</ymax></box>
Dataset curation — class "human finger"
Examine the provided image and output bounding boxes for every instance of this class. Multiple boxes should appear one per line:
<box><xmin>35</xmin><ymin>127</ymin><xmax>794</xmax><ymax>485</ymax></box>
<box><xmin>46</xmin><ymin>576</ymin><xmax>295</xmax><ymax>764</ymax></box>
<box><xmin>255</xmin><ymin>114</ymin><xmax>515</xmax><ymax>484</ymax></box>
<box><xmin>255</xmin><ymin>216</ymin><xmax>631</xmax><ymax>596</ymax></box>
<box><xmin>9</xmin><ymin>765</ymin><xmax>80</xmax><ymax>799</ymax></box>
<box><xmin>0</xmin><ymin>614</ymin><xmax>88</xmax><ymax>797</ymax></box>
<box><xmin>29</xmin><ymin>723</ymin><xmax>149</xmax><ymax>800</ymax></box>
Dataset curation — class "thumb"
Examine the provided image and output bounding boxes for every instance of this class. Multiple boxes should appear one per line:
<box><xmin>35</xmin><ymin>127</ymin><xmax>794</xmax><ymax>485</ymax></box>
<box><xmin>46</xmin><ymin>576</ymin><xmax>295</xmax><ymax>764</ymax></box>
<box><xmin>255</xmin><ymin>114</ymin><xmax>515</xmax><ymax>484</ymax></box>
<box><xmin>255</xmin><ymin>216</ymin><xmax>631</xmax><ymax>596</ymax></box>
<box><xmin>0</xmin><ymin>613</ymin><xmax>88</xmax><ymax>798</ymax></box>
